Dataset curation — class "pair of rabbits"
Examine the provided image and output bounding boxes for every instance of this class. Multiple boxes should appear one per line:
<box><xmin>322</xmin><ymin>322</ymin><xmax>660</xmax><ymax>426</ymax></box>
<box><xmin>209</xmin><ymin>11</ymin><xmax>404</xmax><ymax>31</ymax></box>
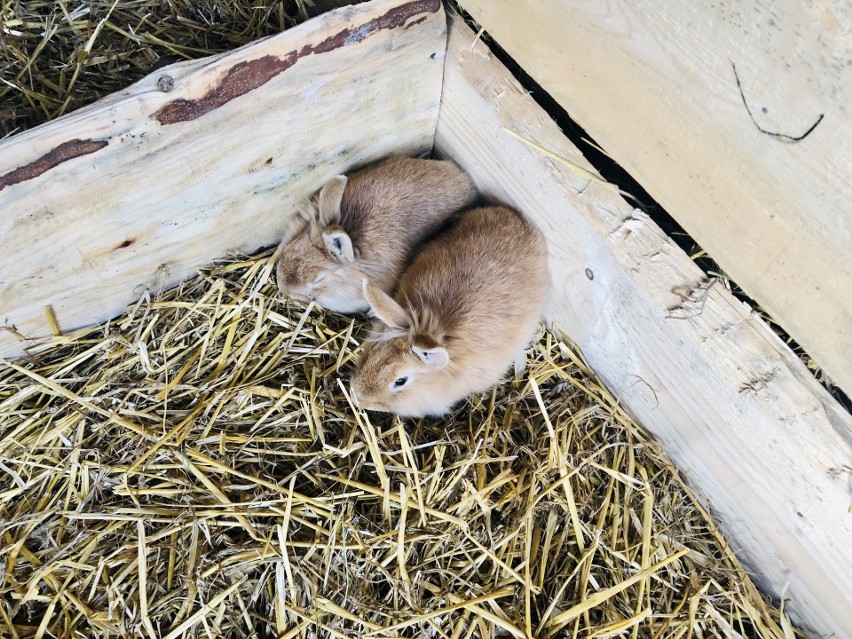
<box><xmin>277</xmin><ymin>157</ymin><xmax>549</xmax><ymax>417</ymax></box>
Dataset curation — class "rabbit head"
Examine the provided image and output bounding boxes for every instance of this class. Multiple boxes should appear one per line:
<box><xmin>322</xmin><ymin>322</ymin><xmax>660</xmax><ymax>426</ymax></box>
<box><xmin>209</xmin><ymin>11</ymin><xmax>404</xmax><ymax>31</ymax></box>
<box><xmin>352</xmin><ymin>281</ymin><xmax>453</xmax><ymax>418</ymax></box>
<box><xmin>276</xmin><ymin>176</ymin><xmax>368</xmax><ymax>313</ymax></box>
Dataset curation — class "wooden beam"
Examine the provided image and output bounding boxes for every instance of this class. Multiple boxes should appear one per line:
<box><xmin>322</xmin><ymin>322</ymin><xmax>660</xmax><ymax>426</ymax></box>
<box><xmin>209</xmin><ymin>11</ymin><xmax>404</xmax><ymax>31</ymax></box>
<box><xmin>435</xmin><ymin>15</ymin><xmax>852</xmax><ymax>638</ymax></box>
<box><xmin>0</xmin><ymin>0</ymin><xmax>445</xmax><ymax>359</ymax></box>
<box><xmin>457</xmin><ymin>0</ymin><xmax>852</xmax><ymax>398</ymax></box>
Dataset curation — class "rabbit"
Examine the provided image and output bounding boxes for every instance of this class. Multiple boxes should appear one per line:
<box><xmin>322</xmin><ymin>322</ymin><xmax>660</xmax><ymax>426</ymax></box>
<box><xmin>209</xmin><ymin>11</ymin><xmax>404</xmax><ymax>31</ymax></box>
<box><xmin>276</xmin><ymin>157</ymin><xmax>478</xmax><ymax>314</ymax></box>
<box><xmin>351</xmin><ymin>205</ymin><xmax>550</xmax><ymax>418</ymax></box>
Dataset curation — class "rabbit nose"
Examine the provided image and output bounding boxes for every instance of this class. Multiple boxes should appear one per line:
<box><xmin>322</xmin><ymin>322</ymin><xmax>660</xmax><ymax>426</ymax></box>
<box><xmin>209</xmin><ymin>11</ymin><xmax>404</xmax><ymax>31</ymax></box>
<box><xmin>353</xmin><ymin>390</ymin><xmax>382</xmax><ymax>413</ymax></box>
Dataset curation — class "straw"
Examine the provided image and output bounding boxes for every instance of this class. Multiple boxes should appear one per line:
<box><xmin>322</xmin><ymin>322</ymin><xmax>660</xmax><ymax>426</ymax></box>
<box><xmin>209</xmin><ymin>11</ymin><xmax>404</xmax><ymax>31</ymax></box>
<box><xmin>0</xmin><ymin>247</ymin><xmax>801</xmax><ymax>638</ymax></box>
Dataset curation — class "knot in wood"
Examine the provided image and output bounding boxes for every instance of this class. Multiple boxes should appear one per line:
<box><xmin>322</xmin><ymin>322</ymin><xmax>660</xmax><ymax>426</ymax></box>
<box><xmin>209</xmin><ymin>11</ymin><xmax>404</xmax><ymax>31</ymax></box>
<box><xmin>157</xmin><ymin>75</ymin><xmax>175</xmax><ymax>92</ymax></box>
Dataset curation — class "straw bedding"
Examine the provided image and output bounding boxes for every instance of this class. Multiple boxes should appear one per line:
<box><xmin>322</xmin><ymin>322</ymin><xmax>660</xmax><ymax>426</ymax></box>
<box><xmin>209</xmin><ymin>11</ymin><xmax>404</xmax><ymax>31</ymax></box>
<box><xmin>0</xmin><ymin>247</ymin><xmax>798</xmax><ymax>638</ymax></box>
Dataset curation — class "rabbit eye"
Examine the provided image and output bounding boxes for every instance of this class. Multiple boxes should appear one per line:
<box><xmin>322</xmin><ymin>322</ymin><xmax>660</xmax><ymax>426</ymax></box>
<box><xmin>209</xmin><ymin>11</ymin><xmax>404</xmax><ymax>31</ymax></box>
<box><xmin>393</xmin><ymin>376</ymin><xmax>408</xmax><ymax>388</ymax></box>
<box><xmin>312</xmin><ymin>274</ymin><xmax>327</xmax><ymax>286</ymax></box>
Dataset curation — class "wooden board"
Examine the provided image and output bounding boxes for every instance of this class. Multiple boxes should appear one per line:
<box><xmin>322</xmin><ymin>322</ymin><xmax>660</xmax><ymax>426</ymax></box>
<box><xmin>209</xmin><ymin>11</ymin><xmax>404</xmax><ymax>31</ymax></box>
<box><xmin>435</xmin><ymin>15</ymin><xmax>852</xmax><ymax>639</ymax></box>
<box><xmin>0</xmin><ymin>0</ymin><xmax>445</xmax><ymax>360</ymax></box>
<box><xmin>457</xmin><ymin>0</ymin><xmax>852</xmax><ymax>398</ymax></box>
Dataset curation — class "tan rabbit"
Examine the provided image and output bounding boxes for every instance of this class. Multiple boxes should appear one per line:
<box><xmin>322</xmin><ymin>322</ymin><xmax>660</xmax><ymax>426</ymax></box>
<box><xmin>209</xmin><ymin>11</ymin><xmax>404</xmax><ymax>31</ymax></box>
<box><xmin>276</xmin><ymin>157</ymin><xmax>477</xmax><ymax>313</ymax></box>
<box><xmin>351</xmin><ymin>206</ymin><xmax>550</xmax><ymax>417</ymax></box>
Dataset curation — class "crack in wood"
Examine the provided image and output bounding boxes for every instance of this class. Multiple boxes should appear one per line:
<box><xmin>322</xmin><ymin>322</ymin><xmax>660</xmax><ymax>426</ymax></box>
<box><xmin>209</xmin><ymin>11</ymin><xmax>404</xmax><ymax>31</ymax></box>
<box><xmin>666</xmin><ymin>278</ymin><xmax>718</xmax><ymax>319</ymax></box>
<box><xmin>739</xmin><ymin>367</ymin><xmax>779</xmax><ymax>395</ymax></box>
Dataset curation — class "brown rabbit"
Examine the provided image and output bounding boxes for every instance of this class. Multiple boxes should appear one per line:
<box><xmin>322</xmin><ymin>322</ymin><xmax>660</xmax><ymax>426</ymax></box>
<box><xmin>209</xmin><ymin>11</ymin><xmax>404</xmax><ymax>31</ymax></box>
<box><xmin>351</xmin><ymin>206</ymin><xmax>550</xmax><ymax>417</ymax></box>
<box><xmin>276</xmin><ymin>157</ymin><xmax>477</xmax><ymax>313</ymax></box>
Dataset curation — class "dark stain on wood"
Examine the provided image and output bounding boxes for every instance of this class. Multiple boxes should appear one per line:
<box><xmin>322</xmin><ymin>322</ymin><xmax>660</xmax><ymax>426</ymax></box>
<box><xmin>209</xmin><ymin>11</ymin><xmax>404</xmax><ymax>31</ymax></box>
<box><xmin>155</xmin><ymin>55</ymin><xmax>295</xmax><ymax>125</ymax></box>
<box><xmin>405</xmin><ymin>15</ymin><xmax>429</xmax><ymax>29</ymax></box>
<box><xmin>0</xmin><ymin>139</ymin><xmax>109</xmax><ymax>192</ymax></box>
<box><xmin>154</xmin><ymin>0</ymin><xmax>440</xmax><ymax>125</ymax></box>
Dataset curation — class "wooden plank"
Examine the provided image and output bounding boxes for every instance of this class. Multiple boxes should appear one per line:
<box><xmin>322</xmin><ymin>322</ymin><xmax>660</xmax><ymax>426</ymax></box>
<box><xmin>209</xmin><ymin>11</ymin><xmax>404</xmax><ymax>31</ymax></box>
<box><xmin>457</xmin><ymin>0</ymin><xmax>852</xmax><ymax>397</ymax></box>
<box><xmin>435</xmin><ymin>15</ymin><xmax>852</xmax><ymax>639</ymax></box>
<box><xmin>0</xmin><ymin>0</ymin><xmax>445</xmax><ymax>359</ymax></box>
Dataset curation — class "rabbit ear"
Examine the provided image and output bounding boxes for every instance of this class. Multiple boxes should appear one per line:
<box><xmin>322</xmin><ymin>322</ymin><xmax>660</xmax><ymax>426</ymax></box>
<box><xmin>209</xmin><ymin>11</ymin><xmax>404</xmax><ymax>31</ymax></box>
<box><xmin>317</xmin><ymin>175</ymin><xmax>347</xmax><ymax>227</ymax></box>
<box><xmin>363</xmin><ymin>280</ymin><xmax>409</xmax><ymax>330</ymax></box>
<box><xmin>322</xmin><ymin>228</ymin><xmax>354</xmax><ymax>263</ymax></box>
<box><xmin>412</xmin><ymin>342</ymin><xmax>448</xmax><ymax>370</ymax></box>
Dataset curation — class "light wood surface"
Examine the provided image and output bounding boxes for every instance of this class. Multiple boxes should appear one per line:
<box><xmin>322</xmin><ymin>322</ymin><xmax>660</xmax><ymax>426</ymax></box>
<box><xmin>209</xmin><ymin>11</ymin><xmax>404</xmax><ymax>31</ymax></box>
<box><xmin>0</xmin><ymin>0</ymin><xmax>445</xmax><ymax>359</ymax></box>
<box><xmin>458</xmin><ymin>0</ymin><xmax>852</xmax><ymax>398</ymax></box>
<box><xmin>436</xmin><ymin>14</ymin><xmax>852</xmax><ymax>638</ymax></box>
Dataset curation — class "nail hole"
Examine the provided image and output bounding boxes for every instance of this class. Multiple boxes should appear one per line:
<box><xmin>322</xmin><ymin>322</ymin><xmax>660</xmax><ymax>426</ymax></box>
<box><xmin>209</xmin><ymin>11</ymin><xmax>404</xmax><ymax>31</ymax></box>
<box><xmin>157</xmin><ymin>75</ymin><xmax>175</xmax><ymax>92</ymax></box>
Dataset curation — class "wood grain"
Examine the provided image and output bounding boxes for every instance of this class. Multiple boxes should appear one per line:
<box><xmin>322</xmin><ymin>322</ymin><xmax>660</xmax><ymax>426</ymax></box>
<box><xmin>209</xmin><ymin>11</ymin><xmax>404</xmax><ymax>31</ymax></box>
<box><xmin>458</xmin><ymin>0</ymin><xmax>852</xmax><ymax>398</ymax></box>
<box><xmin>0</xmin><ymin>0</ymin><xmax>445</xmax><ymax>359</ymax></box>
<box><xmin>436</xmin><ymin>14</ymin><xmax>852</xmax><ymax>638</ymax></box>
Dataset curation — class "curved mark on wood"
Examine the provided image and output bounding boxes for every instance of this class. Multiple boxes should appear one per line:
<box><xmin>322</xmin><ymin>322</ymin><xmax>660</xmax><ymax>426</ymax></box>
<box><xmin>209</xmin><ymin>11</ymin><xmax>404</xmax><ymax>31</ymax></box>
<box><xmin>155</xmin><ymin>0</ymin><xmax>441</xmax><ymax>125</ymax></box>
<box><xmin>0</xmin><ymin>139</ymin><xmax>109</xmax><ymax>192</ymax></box>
